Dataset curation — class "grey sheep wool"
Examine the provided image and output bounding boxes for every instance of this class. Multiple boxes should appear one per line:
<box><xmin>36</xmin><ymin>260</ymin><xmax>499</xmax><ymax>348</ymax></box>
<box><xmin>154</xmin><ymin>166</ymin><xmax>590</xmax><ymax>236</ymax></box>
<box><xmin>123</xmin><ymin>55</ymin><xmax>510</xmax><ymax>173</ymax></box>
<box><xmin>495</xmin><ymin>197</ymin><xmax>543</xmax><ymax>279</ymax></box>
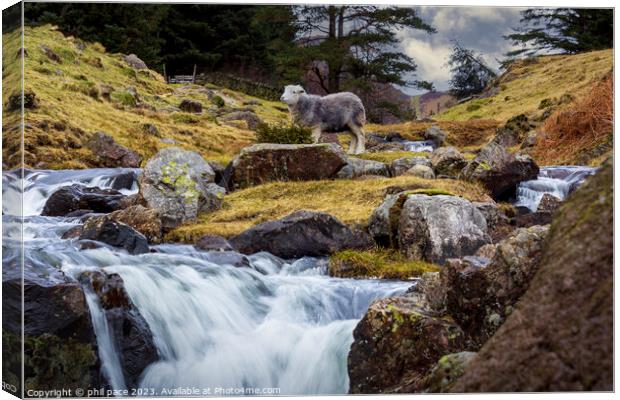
<box><xmin>280</xmin><ymin>85</ymin><xmax>367</xmax><ymax>154</ymax></box>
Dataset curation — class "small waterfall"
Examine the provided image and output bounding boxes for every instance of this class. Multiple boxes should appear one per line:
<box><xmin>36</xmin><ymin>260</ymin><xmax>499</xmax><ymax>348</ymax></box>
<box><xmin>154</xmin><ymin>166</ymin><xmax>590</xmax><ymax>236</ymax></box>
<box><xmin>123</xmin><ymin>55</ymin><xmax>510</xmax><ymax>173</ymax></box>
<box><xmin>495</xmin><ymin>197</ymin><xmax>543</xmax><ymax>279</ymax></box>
<box><xmin>515</xmin><ymin>166</ymin><xmax>597</xmax><ymax>211</ymax></box>
<box><xmin>6</xmin><ymin>168</ymin><xmax>413</xmax><ymax>394</ymax></box>
<box><xmin>82</xmin><ymin>286</ymin><xmax>128</xmax><ymax>392</ymax></box>
<box><xmin>2</xmin><ymin>168</ymin><xmax>140</xmax><ymax>217</ymax></box>
<box><xmin>402</xmin><ymin>140</ymin><xmax>435</xmax><ymax>152</ymax></box>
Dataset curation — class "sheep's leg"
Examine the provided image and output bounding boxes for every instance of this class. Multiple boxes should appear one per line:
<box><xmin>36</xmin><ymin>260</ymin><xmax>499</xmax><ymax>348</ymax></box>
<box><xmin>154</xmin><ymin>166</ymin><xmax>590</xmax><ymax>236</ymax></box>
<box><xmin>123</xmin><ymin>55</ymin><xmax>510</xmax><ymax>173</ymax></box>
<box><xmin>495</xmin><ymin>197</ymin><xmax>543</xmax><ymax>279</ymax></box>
<box><xmin>311</xmin><ymin>126</ymin><xmax>322</xmax><ymax>144</ymax></box>
<box><xmin>349</xmin><ymin>124</ymin><xmax>366</xmax><ymax>154</ymax></box>
<box><xmin>347</xmin><ymin>131</ymin><xmax>358</xmax><ymax>154</ymax></box>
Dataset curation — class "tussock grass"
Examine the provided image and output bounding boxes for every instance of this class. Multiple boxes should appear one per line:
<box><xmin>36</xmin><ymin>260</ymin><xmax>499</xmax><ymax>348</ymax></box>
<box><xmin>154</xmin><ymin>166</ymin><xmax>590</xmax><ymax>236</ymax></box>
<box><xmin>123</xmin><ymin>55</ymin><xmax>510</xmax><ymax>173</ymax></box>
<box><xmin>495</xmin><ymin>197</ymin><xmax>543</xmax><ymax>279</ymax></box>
<box><xmin>329</xmin><ymin>248</ymin><xmax>439</xmax><ymax>279</ymax></box>
<box><xmin>3</xmin><ymin>25</ymin><xmax>288</xmax><ymax>169</ymax></box>
<box><xmin>166</xmin><ymin>175</ymin><xmax>491</xmax><ymax>242</ymax></box>
<box><xmin>437</xmin><ymin>49</ymin><xmax>613</xmax><ymax>122</ymax></box>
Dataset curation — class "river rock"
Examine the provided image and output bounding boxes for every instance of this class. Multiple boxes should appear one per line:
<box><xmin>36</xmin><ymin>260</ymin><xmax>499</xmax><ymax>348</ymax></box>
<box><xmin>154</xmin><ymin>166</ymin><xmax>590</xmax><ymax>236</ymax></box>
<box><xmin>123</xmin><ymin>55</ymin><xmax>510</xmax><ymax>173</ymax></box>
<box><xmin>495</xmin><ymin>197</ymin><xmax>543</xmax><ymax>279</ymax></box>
<box><xmin>390</xmin><ymin>156</ymin><xmax>431</xmax><ymax>176</ymax></box>
<box><xmin>537</xmin><ymin>193</ymin><xmax>562</xmax><ymax>213</ymax></box>
<box><xmin>139</xmin><ymin>147</ymin><xmax>223</xmax><ymax>229</ymax></box>
<box><xmin>195</xmin><ymin>235</ymin><xmax>234</xmax><ymax>252</ymax></box>
<box><xmin>3</xmin><ymin>262</ymin><xmax>102</xmax><ymax>392</ymax></box>
<box><xmin>336</xmin><ymin>157</ymin><xmax>390</xmax><ymax>179</ymax></box>
<box><xmin>460</xmin><ymin>142</ymin><xmax>539</xmax><ymax>200</ymax></box>
<box><xmin>79</xmin><ymin>271</ymin><xmax>158</xmax><ymax>388</ymax></box>
<box><xmin>80</xmin><ymin>215</ymin><xmax>149</xmax><ymax>254</ymax></box>
<box><xmin>348</xmin><ymin>296</ymin><xmax>466</xmax><ymax>393</ymax></box>
<box><xmin>452</xmin><ymin>158</ymin><xmax>612</xmax><ymax>392</ymax></box>
<box><xmin>109</xmin><ymin>205</ymin><xmax>162</xmax><ymax>244</ymax></box>
<box><xmin>405</xmin><ymin>164</ymin><xmax>435</xmax><ymax>179</ymax></box>
<box><xmin>443</xmin><ymin>225</ymin><xmax>549</xmax><ymax>344</ymax></box>
<box><xmin>430</xmin><ymin>147</ymin><xmax>467</xmax><ymax>178</ymax></box>
<box><xmin>179</xmin><ymin>99</ymin><xmax>203</xmax><ymax>113</ymax></box>
<box><xmin>424</xmin><ymin>125</ymin><xmax>446</xmax><ymax>147</ymax></box>
<box><xmin>422</xmin><ymin>351</ymin><xmax>477</xmax><ymax>393</ymax></box>
<box><xmin>87</xmin><ymin>132</ymin><xmax>142</xmax><ymax>168</ymax></box>
<box><xmin>123</xmin><ymin>54</ymin><xmax>147</xmax><ymax>69</ymax></box>
<box><xmin>41</xmin><ymin>184</ymin><xmax>126</xmax><ymax>216</ymax></box>
<box><xmin>230</xmin><ymin>210</ymin><xmax>372</xmax><ymax>258</ymax></box>
<box><xmin>398</xmin><ymin>194</ymin><xmax>491</xmax><ymax>264</ymax></box>
<box><xmin>224</xmin><ymin>143</ymin><xmax>348</xmax><ymax>190</ymax></box>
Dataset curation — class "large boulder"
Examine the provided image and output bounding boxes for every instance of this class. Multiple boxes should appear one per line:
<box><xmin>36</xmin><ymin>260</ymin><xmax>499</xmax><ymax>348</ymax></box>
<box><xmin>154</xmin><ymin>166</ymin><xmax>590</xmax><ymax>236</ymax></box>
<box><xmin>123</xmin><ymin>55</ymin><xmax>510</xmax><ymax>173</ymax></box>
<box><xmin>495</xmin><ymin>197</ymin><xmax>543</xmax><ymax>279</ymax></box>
<box><xmin>80</xmin><ymin>215</ymin><xmax>149</xmax><ymax>254</ymax></box>
<box><xmin>430</xmin><ymin>147</ymin><xmax>467</xmax><ymax>178</ymax></box>
<box><xmin>41</xmin><ymin>184</ymin><xmax>126</xmax><ymax>216</ymax></box>
<box><xmin>224</xmin><ymin>143</ymin><xmax>348</xmax><ymax>190</ymax></box>
<box><xmin>348</xmin><ymin>296</ymin><xmax>466</xmax><ymax>394</ymax></box>
<box><xmin>79</xmin><ymin>271</ymin><xmax>158</xmax><ymax>388</ymax></box>
<box><xmin>452</xmin><ymin>159</ymin><xmax>612</xmax><ymax>392</ymax></box>
<box><xmin>398</xmin><ymin>194</ymin><xmax>491</xmax><ymax>264</ymax></box>
<box><xmin>109</xmin><ymin>205</ymin><xmax>162</xmax><ymax>244</ymax></box>
<box><xmin>195</xmin><ymin>235</ymin><xmax>234</xmax><ymax>252</ymax></box>
<box><xmin>229</xmin><ymin>210</ymin><xmax>372</xmax><ymax>258</ymax></box>
<box><xmin>336</xmin><ymin>157</ymin><xmax>390</xmax><ymax>179</ymax></box>
<box><xmin>423</xmin><ymin>125</ymin><xmax>447</xmax><ymax>147</ymax></box>
<box><xmin>139</xmin><ymin>147</ymin><xmax>223</xmax><ymax>229</ymax></box>
<box><xmin>390</xmin><ymin>156</ymin><xmax>431</xmax><ymax>176</ymax></box>
<box><xmin>460</xmin><ymin>142</ymin><xmax>539</xmax><ymax>200</ymax></box>
<box><xmin>87</xmin><ymin>132</ymin><xmax>142</xmax><ymax>168</ymax></box>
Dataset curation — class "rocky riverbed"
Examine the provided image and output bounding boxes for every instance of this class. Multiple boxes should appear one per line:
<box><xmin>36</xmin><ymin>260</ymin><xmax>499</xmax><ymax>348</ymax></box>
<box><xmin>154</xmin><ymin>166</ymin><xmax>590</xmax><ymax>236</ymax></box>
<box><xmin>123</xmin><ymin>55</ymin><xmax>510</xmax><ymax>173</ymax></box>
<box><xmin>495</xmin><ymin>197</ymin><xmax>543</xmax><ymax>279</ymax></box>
<box><xmin>2</xmin><ymin>123</ymin><xmax>612</xmax><ymax>394</ymax></box>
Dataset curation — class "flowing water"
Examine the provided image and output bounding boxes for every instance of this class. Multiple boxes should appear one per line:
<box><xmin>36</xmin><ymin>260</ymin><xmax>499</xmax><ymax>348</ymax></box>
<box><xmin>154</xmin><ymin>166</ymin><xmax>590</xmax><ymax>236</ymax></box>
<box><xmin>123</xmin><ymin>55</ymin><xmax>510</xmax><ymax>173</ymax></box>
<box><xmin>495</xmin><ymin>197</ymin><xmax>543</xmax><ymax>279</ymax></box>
<box><xmin>514</xmin><ymin>166</ymin><xmax>597</xmax><ymax>211</ymax></box>
<box><xmin>3</xmin><ymin>169</ymin><xmax>412</xmax><ymax>395</ymax></box>
<box><xmin>402</xmin><ymin>140</ymin><xmax>435</xmax><ymax>152</ymax></box>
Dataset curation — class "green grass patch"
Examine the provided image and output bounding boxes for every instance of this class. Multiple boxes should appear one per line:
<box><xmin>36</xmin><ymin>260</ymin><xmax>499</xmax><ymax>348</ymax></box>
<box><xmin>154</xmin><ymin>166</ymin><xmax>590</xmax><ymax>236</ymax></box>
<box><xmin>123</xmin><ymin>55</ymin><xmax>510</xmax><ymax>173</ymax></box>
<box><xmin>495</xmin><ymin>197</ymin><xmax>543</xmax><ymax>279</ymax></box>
<box><xmin>329</xmin><ymin>248</ymin><xmax>439</xmax><ymax>279</ymax></box>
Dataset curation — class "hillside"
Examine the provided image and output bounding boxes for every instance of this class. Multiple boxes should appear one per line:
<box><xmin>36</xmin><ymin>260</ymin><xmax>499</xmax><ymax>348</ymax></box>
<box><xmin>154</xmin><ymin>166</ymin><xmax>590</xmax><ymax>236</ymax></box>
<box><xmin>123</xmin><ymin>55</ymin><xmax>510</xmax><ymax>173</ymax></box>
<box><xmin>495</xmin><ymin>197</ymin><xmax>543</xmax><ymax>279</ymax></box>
<box><xmin>3</xmin><ymin>25</ymin><xmax>289</xmax><ymax>169</ymax></box>
<box><xmin>437</xmin><ymin>50</ymin><xmax>613</xmax><ymax>122</ymax></box>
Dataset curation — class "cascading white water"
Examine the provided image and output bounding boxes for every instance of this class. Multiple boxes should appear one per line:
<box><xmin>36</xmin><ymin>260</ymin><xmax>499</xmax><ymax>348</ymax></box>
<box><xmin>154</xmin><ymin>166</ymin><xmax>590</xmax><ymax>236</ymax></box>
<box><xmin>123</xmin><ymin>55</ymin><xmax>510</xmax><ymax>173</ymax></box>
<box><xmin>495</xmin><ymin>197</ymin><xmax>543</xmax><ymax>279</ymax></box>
<box><xmin>402</xmin><ymin>140</ymin><xmax>435</xmax><ymax>152</ymax></box>
<box><xmin>2</xmin><ymin>168</ymin><xmax>139</xmax><ymax>217</ymax></box>
<box><xmin>514</xmin><ymin>166</ymin><xmax>597</xmax><ymax>211</ymax></box>
<box><xmin>5</xmin><ymin>169</ymin><xmax>412</xmax><ymax>395</ymax></box>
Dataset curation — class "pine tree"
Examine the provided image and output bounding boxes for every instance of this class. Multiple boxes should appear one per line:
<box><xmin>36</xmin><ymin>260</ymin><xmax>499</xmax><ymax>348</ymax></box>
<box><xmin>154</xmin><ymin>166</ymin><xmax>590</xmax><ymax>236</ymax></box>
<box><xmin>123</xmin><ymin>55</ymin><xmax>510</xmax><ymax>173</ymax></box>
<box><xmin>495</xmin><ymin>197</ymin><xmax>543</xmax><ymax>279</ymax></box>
<box><xmin>447</xmin><ymin>42</ymin><xmax>496</xmax><ymax>99</ymax></box>
<box><xmin>505</xmin><ymin>8</ymin><xmax>613</xmax><ymax>57</ymax></box>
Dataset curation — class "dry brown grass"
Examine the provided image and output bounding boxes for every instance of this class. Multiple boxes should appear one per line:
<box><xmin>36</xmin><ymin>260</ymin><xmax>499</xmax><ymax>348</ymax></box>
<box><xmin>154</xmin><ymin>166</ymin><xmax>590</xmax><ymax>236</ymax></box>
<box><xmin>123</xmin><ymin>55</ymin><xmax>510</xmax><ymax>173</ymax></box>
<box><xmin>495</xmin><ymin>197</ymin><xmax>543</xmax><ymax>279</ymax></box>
<box><xmin>531</xmin><ymin>73</ymin><xmax>613</xmax><ymax>165</ymax></box>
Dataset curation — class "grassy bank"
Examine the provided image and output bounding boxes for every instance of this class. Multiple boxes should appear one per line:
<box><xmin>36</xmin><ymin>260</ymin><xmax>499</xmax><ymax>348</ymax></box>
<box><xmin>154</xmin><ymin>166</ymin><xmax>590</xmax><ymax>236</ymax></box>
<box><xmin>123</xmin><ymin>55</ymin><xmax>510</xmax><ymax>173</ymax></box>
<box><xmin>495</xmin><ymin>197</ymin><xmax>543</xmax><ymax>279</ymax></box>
<box><xmin>167</xmin><ymin>175</ymin><xmax>490</xmax><ymax>242</ymax></box>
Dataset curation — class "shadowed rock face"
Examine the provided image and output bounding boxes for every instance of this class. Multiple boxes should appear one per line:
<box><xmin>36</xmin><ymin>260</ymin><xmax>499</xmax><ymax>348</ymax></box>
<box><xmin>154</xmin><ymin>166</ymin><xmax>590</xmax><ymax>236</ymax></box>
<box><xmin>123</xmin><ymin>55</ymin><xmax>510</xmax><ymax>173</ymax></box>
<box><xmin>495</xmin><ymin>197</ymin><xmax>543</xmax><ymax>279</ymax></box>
<box><xmin>230</xmin><ymin>210</ymin><xmax>372</xmax><ymax>258</ymax></box>
<box><xmin>224</xmin><ymin>143</ymin><xmax>348</xmax><ymax>190</ymax></box>
<box><xmin>451</xmin><ymin>158</ymin><xmax>613</xmax><ymax>392</ymax></box>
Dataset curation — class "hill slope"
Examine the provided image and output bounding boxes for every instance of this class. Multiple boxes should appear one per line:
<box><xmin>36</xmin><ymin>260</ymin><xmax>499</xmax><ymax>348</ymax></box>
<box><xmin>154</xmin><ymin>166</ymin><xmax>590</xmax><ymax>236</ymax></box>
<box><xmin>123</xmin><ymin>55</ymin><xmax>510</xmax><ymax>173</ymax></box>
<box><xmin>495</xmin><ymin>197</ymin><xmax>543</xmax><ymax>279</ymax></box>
<box><xmin>3</xmin><ymin>25</ymin><xmax>289</xmax><ymax>169</ymax></box>
<box><xmin>437</xmin><ymin>50</ymin><xmax>613</xmax><ymax>122</ymax></box>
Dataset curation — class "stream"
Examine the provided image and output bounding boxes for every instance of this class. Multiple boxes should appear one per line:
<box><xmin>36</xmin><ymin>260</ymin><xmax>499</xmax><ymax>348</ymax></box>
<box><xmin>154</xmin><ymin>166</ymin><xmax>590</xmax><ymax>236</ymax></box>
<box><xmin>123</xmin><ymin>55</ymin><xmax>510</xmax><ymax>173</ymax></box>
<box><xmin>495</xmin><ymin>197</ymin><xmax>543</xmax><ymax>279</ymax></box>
<box><xmin>2</xmin><ymin>169</ymin><xmax>412</xmax><ymax>395</ymax></box>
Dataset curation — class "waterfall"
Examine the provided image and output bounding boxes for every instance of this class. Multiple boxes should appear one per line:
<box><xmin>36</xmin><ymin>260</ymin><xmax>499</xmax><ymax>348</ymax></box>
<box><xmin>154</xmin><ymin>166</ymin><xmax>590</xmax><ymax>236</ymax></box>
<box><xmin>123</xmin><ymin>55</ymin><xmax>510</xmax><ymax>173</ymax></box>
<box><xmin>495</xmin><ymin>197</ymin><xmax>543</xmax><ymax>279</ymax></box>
<box><xmin>515</xmin><ymin>166</ymin><xmax>597</xmax><ymax>211</ymax></box>
<box><xmin>5</xmin><ymin>168</ymin><xmax>412</xmax><ymax>395</ymax></box>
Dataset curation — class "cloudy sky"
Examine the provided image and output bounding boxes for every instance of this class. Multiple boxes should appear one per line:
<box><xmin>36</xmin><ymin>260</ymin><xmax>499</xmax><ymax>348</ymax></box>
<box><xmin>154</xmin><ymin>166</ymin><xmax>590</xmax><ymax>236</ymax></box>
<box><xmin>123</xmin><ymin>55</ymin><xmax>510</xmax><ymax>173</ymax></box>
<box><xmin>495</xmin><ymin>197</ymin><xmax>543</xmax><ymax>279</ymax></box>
<box><xmin>397</xmin><ymin>6</ymin><xmax>526</xmax><ymax>95</ymax></box>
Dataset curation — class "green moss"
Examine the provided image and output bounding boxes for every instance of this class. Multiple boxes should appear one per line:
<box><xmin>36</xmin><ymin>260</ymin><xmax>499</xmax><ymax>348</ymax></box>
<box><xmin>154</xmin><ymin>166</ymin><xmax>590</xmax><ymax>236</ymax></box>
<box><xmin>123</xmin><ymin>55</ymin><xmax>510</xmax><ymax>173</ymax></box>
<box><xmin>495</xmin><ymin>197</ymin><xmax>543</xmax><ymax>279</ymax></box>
<box><xmin>110</xmin><ymin>90</ymin><xmax>136</xmax><ymax>107</ymax></box>
<box><xmin>160</xmin><ymin>161</ymin><xmax>200</xmax><ymax>204</ymax></box>
<box><xmin>212</xmin><ymin>95</ymin><xmax>225</xmax><ymax>108</ymax></box>
<box><xmin>405</xmin><ymin>188</ymin><xmax>456</xmax><ymax>196</ymax></box>
<box><xmin>329</xmin><ymin>248</ymin><xmax>439</xmax><ymax>279</ymax></box>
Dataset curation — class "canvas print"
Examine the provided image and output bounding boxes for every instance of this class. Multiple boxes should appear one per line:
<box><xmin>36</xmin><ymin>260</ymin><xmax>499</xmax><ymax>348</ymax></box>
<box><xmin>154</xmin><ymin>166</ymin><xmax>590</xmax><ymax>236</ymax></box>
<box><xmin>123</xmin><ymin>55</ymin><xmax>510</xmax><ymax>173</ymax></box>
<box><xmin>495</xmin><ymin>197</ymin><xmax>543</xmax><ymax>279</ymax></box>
<box><xmin>1</xmin><ymin>1</ymin><xmax>614</xmax><ymax>398</ymax></box>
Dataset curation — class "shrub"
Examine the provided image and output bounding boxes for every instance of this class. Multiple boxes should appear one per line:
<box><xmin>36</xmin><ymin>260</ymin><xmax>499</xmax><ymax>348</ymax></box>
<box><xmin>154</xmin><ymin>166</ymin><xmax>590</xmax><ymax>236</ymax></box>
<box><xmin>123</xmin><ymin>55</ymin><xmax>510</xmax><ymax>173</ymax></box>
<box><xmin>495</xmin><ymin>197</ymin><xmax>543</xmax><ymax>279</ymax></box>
<box><xmin>255</xmin><ymin>123</ymin><xmax>312</xmax><ymax>144</ymax></box>
<box><xmin>212</xmin><ymin>95</ymin><xmax>225</xmax><ymax>108</ymax></box>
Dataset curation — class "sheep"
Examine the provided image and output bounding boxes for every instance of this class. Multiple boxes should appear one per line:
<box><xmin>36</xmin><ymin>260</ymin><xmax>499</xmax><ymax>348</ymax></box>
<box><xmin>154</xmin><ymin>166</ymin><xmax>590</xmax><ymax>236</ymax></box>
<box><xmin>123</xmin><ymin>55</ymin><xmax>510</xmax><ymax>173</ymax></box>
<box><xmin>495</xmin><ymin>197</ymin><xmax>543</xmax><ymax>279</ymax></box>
<box><xmin>280</xmin><ymin>85</ymin><xmax>366</xmax><ymax>154</ymax></box>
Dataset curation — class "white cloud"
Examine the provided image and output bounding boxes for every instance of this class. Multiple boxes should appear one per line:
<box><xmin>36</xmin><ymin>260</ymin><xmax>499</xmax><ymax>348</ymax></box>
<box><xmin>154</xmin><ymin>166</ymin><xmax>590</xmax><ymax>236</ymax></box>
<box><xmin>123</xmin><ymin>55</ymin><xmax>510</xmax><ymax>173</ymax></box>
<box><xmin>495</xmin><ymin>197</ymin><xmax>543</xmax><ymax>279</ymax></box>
<box><xmin>401</xmin><ymin>37</ymin><xmax>452</xmax><ymax>88</ymax></box>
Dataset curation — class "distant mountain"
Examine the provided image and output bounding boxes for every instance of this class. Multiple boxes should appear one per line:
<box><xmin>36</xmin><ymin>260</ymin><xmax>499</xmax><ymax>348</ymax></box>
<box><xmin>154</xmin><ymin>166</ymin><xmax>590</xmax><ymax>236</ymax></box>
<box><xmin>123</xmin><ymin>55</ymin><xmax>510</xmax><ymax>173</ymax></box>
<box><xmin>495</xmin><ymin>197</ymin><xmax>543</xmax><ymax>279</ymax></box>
<box><xmin>413</xmin><ymin>91</ymin><xmax>457</xmax><ymax>119</ymax></box>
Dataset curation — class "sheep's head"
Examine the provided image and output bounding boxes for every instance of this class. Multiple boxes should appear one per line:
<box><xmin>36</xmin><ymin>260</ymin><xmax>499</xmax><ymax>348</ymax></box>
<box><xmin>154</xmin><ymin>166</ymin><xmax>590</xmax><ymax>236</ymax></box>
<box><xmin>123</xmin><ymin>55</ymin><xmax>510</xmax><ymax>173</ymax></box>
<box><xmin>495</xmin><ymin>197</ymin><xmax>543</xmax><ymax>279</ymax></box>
<box><xmin>280</xmin><ymin>85</ymin><xmax>306</xmax><ymax>105</ymax></box>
